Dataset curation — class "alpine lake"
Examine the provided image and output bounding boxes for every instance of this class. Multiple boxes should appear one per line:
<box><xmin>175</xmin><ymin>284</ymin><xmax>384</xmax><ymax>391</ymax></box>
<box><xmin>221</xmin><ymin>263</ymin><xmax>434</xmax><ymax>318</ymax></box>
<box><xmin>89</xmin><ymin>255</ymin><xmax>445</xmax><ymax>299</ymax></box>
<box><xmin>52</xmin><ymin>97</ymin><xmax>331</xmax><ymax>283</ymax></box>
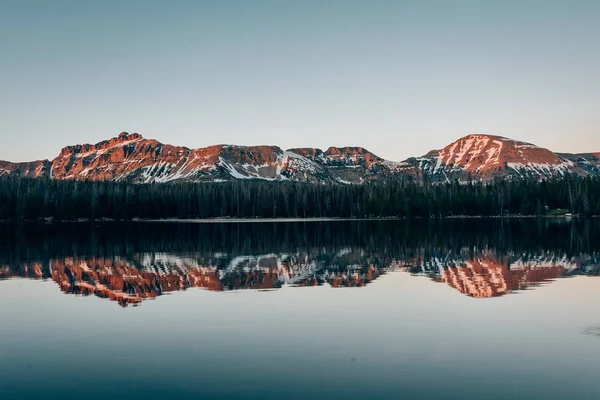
<box><xmin>1</xmin><ymin>218</ymin><xmax>600</xmax><ymax>400</ymax></box>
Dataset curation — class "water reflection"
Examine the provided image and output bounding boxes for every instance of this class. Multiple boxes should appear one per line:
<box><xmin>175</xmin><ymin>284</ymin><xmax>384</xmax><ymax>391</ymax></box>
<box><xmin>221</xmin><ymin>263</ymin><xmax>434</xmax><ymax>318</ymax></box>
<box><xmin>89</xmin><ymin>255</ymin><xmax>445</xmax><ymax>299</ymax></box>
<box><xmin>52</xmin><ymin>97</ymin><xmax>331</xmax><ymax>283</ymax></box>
<box><xmin>404</xmin><ymin>251</ymin><xmax>598</xmax><ymax>298</ymax></box>
<box><xmin>1</xmin><ymin>219</ymin><xmax>598</xmax><ymax>305</ymax></box>
<box><xmin>582</xmin><ymin>325</ymin><xmax>600</xmax><ymax>338</ymax></box>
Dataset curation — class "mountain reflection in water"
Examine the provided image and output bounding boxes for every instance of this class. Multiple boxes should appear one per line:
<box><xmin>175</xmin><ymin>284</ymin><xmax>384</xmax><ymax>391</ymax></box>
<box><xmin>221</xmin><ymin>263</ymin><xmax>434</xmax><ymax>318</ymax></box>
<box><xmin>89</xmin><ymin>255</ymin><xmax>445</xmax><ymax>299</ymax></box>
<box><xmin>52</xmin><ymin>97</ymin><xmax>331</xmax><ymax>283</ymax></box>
<box><xmin>1</xmin><ymin>219</ymin><xmax>598</xmax><ymax>306</ymax></box>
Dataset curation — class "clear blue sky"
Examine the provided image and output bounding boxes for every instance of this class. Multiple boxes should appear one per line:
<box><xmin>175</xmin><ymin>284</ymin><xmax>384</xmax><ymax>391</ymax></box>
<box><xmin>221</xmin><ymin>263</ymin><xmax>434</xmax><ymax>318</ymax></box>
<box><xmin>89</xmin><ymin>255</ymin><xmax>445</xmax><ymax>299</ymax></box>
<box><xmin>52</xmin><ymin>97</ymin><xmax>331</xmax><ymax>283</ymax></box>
<box><xmin>1</xmin><ymin>0</ymin><xmax>599</xmax><ymax>162</ymax></box>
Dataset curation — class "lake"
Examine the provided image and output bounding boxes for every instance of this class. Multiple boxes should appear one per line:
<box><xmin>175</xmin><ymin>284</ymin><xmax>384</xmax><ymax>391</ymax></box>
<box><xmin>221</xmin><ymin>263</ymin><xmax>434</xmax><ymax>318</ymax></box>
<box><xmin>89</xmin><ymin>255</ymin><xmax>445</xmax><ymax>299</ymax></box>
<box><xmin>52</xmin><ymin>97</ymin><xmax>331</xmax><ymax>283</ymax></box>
<box><xmin>1</xmin><ymin>219</ymin><xmax>600</xmax><ymax>399</ymax></box>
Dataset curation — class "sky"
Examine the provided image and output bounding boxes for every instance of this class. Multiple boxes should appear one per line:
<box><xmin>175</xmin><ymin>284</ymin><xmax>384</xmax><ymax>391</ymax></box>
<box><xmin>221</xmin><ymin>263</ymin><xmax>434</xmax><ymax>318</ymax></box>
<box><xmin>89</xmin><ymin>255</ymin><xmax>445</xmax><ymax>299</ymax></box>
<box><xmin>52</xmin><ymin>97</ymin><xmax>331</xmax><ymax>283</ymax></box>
<box><xmin>1</xmin><ymin>0</ymin><xmax>599</xmax><ymax>162</ymax></box>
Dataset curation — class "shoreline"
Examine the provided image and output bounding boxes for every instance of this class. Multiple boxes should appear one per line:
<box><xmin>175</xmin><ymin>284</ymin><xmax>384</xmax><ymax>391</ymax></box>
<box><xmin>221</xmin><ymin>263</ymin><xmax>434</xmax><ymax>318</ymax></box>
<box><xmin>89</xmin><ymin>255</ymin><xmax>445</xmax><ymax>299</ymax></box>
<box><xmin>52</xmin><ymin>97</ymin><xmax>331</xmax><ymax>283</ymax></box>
<box><xmin>0</xmin><ymin>215</ymin><xmax>595</xmax><ymax>224</ymax></box>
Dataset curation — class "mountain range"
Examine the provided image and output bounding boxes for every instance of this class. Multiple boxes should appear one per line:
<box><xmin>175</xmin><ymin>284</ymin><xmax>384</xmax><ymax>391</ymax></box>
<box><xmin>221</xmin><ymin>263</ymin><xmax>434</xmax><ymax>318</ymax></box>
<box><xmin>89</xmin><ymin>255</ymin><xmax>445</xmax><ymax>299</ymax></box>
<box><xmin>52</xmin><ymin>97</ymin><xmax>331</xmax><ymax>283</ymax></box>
<box><xmin>1</xmin><ymin>132</ymin><xmax>599</xmax><ymax>183</ymax></box>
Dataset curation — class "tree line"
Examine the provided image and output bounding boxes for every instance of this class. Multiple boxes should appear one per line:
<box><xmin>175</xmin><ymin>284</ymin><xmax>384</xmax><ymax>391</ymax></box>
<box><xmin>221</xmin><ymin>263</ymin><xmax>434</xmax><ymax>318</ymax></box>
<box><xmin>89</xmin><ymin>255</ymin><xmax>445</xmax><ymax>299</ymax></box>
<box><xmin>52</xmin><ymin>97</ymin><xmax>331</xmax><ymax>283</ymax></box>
<box><xmin>0</xmin><ymin>175</ymin><xmax>599</xmax><ymax>221</ymax></box>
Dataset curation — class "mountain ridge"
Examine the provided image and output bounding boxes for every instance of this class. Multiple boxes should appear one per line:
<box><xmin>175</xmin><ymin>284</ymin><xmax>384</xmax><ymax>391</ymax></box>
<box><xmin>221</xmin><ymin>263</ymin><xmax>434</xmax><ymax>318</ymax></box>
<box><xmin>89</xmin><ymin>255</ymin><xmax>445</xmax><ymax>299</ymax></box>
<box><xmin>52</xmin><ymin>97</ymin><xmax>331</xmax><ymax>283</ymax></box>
<box><xmin>1</xmin><ymin>132</ymin><xmax>598</xmax><ymax>183</ymax></box>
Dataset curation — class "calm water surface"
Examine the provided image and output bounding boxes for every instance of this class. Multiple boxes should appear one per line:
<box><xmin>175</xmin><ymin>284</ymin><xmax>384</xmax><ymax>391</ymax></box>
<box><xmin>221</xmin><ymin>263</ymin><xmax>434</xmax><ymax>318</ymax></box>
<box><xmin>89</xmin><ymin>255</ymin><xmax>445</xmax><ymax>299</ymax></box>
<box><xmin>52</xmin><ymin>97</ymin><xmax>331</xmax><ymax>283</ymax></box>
<box><xmin>1</xmin><ymin>219</ymin><xmax>600</xmax><ymax>399</ymax></box>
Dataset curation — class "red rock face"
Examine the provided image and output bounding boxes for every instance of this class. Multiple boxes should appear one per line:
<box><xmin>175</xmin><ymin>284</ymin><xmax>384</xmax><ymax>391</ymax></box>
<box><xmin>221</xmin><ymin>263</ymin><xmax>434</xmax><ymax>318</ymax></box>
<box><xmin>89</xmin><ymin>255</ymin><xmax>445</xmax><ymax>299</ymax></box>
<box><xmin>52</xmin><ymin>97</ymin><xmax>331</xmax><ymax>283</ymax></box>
<box><xmin>51</xmin><ymin>132</ymin><xmax>210</xmax><ymax>182</ymax></box>
<box><xmin>218</xmin><ymin>145</ymin><xmax>283</xmax><ymax>165</ymax></box>
<box><xmin>401</xmin><ymin>134</ymin><xmax>597</xmax><ymax>181</ymax></box>
<box><xmin>287</xmin><ymin>148</ymin><xmax>324</xmax><ymax>158</ymax></box>
<box><xmin>0</xmin><ymin>160</ymin><xmax>51</xmax><ymax>178</ymax></box>
<box><xmin>46</xmin><ymin>133</ymin><xmax>391</xmax><ymax>183</ymax></box>
<box><xmin>436</xmin><ymin>134</ymin><xmax>567</xmax><ymax>174</ymax></box>
<box><xmin>323</xmin><ymin>146</ymin><xmax>382</xmax><ymax>167</ymax></box>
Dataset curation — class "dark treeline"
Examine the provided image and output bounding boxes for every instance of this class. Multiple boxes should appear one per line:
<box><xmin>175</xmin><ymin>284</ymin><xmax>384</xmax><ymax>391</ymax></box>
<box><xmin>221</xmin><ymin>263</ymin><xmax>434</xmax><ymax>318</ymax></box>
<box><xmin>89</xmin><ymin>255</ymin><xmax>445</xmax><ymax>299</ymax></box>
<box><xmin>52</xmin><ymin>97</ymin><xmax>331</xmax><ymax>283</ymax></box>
<box><xmin>0</xmin><ymin>175</ymin><xmax>599</xmax><ymax>221</ymax></box>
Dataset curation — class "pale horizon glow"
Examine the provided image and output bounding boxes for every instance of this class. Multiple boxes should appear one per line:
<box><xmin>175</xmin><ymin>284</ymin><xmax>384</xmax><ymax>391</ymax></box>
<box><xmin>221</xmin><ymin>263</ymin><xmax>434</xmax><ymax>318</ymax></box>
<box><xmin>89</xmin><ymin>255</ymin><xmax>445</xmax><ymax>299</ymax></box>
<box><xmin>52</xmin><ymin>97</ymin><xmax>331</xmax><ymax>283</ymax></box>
<box><xmin>1</xmin><ymin>0</ymin><xmax>599</xmax><ymax>163</ymax></box>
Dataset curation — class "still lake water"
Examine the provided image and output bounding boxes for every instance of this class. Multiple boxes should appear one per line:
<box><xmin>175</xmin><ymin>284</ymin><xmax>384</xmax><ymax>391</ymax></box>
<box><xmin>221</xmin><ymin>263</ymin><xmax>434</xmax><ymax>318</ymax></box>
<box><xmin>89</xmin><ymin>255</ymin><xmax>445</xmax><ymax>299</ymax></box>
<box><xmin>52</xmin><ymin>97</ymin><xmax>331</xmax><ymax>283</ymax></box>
<box><xmin>1</xmin><ymin>219</ymin><xmax>600</xmax><ymax>399</ymax></box>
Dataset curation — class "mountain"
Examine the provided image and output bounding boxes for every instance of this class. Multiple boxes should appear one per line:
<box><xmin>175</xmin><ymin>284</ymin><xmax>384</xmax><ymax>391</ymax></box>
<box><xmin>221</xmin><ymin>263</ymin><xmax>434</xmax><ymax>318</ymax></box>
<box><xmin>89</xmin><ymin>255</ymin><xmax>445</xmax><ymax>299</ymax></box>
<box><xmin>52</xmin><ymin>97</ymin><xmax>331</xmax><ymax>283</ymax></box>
<box><xmin>0</xmin><ymin>132</ymin><xmax>598</xmax><ymax>183</ymax></box>
<box><xmin>397</xmin><ymin>134</ymin><xmax>599</xmax><ymax>182</ymax></box>
<box><xmin>48</xmin><ymin>132</ymin><xmax>392</xmax><ymax>184</ymax></box>
<box><xmin>0</xmin><ymin>159</ymin><xmax>51</xmax><ymax>178</ymax></box>
<box><xmin>557</xmin><ymin>152</ymin><xmax>600</xmax><ymax>177</ymax></box>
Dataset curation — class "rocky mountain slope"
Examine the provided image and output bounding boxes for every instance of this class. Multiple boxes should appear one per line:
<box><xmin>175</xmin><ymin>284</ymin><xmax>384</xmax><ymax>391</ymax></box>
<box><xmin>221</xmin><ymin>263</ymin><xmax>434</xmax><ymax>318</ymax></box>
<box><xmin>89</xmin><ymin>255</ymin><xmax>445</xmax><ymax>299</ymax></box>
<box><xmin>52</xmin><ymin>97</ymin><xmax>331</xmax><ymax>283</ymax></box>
<box><xmin>397</xmin><ymin>134</ymin><xmax>600</xmax><ymax>182</ymax></box>
<box><xmin>0</xmin><ymin>159</ymin><xmax>51</xmax><ymax>178</ymax></box>
<box><xmin>0</xmin><ymin>132</ymin><xmax>598</xmax><ymax>183</ymax></box>
<box><xmin>48</xmin><ymin>132</ymin><xmax>389</xmax><ymax>184</ymax></box>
